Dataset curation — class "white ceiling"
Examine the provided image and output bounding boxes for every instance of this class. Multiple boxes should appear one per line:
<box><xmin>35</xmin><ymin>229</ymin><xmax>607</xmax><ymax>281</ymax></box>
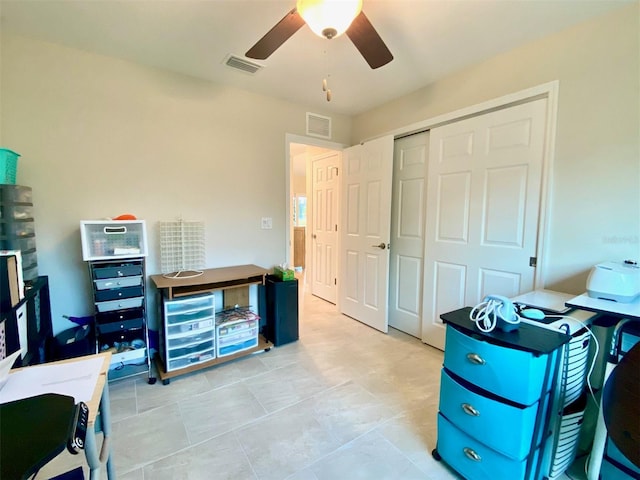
<box><xmin>0</xmin><ymin>0</ymin><xmax>632</xmax><ymax>116</ymax></box>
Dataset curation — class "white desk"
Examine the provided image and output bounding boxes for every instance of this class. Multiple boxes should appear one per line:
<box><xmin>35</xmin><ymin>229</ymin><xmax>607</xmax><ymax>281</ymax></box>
<box><xmin>566</xmin><ymin>293</ymin><xmax>640</xmax><ymax>320</ymax></box>
<box><xmin>565</xmin><ymin>294</ymin><xmax>640</xmax><ymax>480</ymax></box>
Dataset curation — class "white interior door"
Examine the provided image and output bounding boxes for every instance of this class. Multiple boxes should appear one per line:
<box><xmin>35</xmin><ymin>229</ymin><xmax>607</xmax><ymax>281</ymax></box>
<box><xmin>388</xmin><ymin>132</ymin><xmax>430</xmax><ymax>338</ymax></box>
<box><xmin>311</xmin><ymin>152</ymin><xmax>340</xmax><ymax>304</ymax></box>
<box><xmin>422</xmin><ymin>98</ymin><xmax>548</xmax><ymax>350</ymax></box>
<box><xmin>340</xmin><ymin>135</ymin><xmax>394</xmax><ymax>333</ymax></box>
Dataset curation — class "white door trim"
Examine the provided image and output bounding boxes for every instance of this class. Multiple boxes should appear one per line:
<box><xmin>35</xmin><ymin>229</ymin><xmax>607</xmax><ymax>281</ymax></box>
<box><xmin>356</xmin><ymin>81</ymin><xmax>559</xmax><ymax>289</ymax></box>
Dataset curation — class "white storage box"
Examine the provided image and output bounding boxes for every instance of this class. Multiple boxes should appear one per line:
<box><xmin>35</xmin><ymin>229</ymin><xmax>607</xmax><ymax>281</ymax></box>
<box><xmin>110</xmin><ymin>347</ymin><xmax>147</xmax><ymax>368</ymax></box>
<box><xmin>80</xmin><ymin>220</ymin><xmax>148</xmax><ymax>261</ymax></box>
<box><xmin>216</xmin><ymin>308</ymin><xmax>259</xmax><ymax>358</ymax></box>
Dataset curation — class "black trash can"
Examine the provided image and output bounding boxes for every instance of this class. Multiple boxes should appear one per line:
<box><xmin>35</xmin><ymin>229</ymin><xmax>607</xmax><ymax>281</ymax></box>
<box><xmin>51</xmin><ymin>325</ymin><xmax>94</xmax><ymax>360</ymax></box>
<box><xmin>264</xmin><ymin>275</ymin><xmax>299</xmax><ymax>346</ymax></box>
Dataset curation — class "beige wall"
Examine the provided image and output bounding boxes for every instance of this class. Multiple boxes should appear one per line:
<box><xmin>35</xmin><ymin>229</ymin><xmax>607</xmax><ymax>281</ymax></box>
<box><xmin>0</xmin><ymin>33</ymin><xmax>352</xmax><ymax>333</ymax></box>
<box><xmin>291</xmin><ymin>154</ymin><xmax>307</xmax><ymax>196</ymax></box>
<box><xmin>352</xmin><ymin>3</ymin><xmax>640</xmax><ymax>294</ymax></box>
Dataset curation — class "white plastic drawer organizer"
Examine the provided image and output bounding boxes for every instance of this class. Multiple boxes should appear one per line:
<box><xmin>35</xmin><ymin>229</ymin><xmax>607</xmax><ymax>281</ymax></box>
<box><xmin>215</xmin><ymin>308</ymin><xmax>259</xmax><ymax>358</ymax></box>
<box><xmin>161</xmin><ymin>293</ymin><xmax>216</xmax><ymax>372</ymax></box>
<box><xmin>80</xmin><ymin>220</ymin><xmax>148</xmax><ymax>261</ymax></box>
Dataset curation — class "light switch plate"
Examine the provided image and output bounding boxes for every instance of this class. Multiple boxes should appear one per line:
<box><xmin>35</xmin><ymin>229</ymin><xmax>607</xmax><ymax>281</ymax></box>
<box><xmin>261</xmin><ymin>217</ymin><xmax>272</xmax><ymax>229</ymax></box>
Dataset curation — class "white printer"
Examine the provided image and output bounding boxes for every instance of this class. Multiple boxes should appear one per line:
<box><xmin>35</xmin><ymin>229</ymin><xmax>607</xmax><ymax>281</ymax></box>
<box><xmin>587</xmin><ymin>260</ymin><xmax>640</xmax><ymax>303</ymax></box>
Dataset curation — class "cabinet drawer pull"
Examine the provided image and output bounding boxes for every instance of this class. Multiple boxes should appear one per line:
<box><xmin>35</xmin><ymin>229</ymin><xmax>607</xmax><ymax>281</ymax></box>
<box><xmin>461</xmin><ymin>403</ymin><xmax>480</xmax><ymax>416</ymax></box>
<box><xmin>104</xmin><ymin>226</ymin><xmax>127</xmax><ymax>234</ymax></box>
<box><xmin>463</xmin><ymin>447</ymin><xmax>481</xmax><ymax>462</ymax></box>
<box><xmin>466</xmin><ymin>353</ymin><xmax>485</xmax><ymax>365</ymax></box>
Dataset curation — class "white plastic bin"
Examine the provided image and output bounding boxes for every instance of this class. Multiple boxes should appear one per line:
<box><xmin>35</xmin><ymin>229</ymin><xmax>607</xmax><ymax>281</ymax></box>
<box><xmin>80</xmin><ymin>220</ymin><xmax>148</xmax><ymax>261</ymax></box>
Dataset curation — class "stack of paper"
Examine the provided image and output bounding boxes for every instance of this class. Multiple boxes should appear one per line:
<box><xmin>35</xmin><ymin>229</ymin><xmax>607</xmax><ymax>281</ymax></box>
<box><xmin>0</xmin><ymin>351</ymin><xmax>21</xmax><ymax>392</ymax></box>
<box><xmin>0</xmin><ymin>355</ymin><xmax>104</xmax><ymax>404</ymax></box>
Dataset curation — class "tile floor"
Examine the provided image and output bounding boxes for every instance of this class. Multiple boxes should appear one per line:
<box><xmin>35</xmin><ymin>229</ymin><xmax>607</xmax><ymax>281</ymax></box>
<box><xmin>39</xmin><ymin>288</ymin><xmax>589</xmax><ymax>480</ymax></box>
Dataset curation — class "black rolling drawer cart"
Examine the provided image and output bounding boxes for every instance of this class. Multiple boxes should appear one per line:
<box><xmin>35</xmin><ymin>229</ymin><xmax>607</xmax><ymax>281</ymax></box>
<box><xmin>80</xmin><ymin>220</ymin><xmax>154</xmax><ymax>383</ymax></box>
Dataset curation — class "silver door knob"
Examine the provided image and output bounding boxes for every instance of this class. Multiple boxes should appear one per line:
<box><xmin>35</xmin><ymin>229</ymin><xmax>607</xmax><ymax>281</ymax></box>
<box><xmin>371</xmin><ymin>243</ymin><xmax>387</xmax><ymax>250</ymax></box>
<box><xmin>312</xmin><ymin>234</ymin><xmax>317</xmax><ymax>239</ymax></box>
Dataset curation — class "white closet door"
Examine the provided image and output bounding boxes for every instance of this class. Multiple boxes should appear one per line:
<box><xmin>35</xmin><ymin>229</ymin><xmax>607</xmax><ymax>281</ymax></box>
<box><xmin>389</xmin><ymin>132</ymin><xmax>429</xmax><ymax>338</ymax></box>
<box><xmin>340</xmin><ymin>135</ymin><xmax>394</xmax><ymax>333</ymax></box>
<box><xmin>422</xmin><ymin>98</ymin><xmax>548</xmax><ymax>350</ymax></box>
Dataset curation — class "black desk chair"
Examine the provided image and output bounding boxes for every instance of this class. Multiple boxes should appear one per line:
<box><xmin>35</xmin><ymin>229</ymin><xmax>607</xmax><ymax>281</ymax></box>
<box><xmin>602</xmin><ymin>341</ymin><xmax>640</xmax><ymax>469</ymax></box>
<box><xmin>0</xmin><ymin>393</ymin><xmax>81</xmax><ymax>480</ymax></box>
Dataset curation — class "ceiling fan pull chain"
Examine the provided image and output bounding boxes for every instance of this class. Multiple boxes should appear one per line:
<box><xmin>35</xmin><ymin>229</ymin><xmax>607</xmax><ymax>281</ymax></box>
<box><xmin>323</xmin><ymin>47</ymin><xmax>332</xmax><ymax>101</ymax></box>
<box><xmin>323</xmin><ymin>78</ymin><xmax>332</xmax><ymax>101</ymax></box>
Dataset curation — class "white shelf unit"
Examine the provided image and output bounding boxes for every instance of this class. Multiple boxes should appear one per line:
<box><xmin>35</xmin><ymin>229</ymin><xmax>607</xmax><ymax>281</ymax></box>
<box><xmin>160</xmin><ymin>293</ymin><xmax>216</xmax><ymax>372</ymax></box>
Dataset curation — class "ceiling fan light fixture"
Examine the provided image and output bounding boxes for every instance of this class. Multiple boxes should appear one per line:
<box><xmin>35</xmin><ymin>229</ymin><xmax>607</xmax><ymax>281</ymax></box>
<box><xmin>296</xmin><ymin>0</ymin><xmax>363</xmax><ymax>39</ymax></box>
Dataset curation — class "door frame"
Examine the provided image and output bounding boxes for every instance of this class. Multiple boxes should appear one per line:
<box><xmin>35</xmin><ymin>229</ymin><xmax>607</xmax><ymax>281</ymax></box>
<box><xmin>285</xmin><ymin>133</ymin><xmax>346</xmax><ymax>290</ymax></box>
<box><xmin>376</xmin><ymin>81</ymin><xmax>559</xmax><ymax>290</ymax></box>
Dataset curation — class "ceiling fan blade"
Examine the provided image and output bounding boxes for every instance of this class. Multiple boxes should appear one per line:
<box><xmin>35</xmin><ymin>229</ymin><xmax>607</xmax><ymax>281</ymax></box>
<box><xmin>245</xmin><ymin>8</ymin><xmax>306</xmax><ymax>60</ymax></box>
<box><xmin>345</xmin><ymin>11</ymin><xmax>393</xmax><ymax>69</ymax></box>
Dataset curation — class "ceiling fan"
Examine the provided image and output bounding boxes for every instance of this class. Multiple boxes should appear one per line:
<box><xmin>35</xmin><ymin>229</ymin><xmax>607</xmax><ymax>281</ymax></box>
<box><xmin>245</xmin><ymin>0</ymin><xmax>393</xmax><ymax>69</ymax></box>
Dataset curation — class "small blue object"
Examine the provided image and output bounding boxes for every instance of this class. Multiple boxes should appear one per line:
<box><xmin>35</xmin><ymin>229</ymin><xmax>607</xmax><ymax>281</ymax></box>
<box><xmin>522</xmin><ymin>308</ymin><xmax>545</xmax><ymax>320</ymax></box>
<box><xmin>497</xmin><ymin>317</ymin><xmax>520</xmax><ymax>332</ymax></box>
<box><xmin>0</xmin><ymin>148</ymin><xmax>20</xmax><ymax>184</ymax></box>
<box><xmin>49</xmin><ymin>466</ymin><xmax>84</xmax><ymax>480</ymax></box>
<box><xmin>65</xmin><ymin>315</ymin><xmax>94</xmax><ymax>327</ymax></box>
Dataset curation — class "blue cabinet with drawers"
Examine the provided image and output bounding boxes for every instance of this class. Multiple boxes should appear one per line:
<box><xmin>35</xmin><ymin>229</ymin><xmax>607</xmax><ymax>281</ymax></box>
<box><xmin>433</xmin><ymin>308</ymin><xmax>571</xmax><ymax>480</ymax></box>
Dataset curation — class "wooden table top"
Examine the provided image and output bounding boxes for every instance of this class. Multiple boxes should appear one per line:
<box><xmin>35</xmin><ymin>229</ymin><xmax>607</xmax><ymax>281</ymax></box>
<box><xmin>150</xmin><ymin>264</ymin><xmax>269</xmax><ymax>290</ymax></box>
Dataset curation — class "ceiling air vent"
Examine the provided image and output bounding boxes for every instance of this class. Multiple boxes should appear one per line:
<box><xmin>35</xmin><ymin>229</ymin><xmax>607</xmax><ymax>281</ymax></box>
<box><xmin>224</xmin><ymin>54</ymin><xmax>264</xmax><ymax>75</ymax></box>
<box><xmin>306</xmin><ymin>112</ymin><xmax>332</xmax><ymax>139</ymax></box>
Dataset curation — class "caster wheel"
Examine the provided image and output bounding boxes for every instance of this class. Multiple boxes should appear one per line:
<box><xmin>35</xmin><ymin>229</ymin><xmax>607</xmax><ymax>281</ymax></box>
<box><xmin>432</xmin><ymin>449</ymin><xmax>441</xmax><ymax>461</ymax></box>
<box><xmin>162</xmin><ymin>379</ymin><xmax>171</xmax><ymax>385</ymax></box>
<box><xmin>265</xmin><ymin>348</ymin><xmax>271</xmax><ymax>352</ymax></box>
<box><xmin>148</xmin><ymin>377</ymin><xmax>157</xmax><ymax>385</ymax></box>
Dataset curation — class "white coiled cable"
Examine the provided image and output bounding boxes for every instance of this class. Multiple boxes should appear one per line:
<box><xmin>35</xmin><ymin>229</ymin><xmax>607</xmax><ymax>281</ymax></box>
<box><xmin>469</xmin><ymin>297</ymin><xmax>521</xmax><ymax>332</ymax></box>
